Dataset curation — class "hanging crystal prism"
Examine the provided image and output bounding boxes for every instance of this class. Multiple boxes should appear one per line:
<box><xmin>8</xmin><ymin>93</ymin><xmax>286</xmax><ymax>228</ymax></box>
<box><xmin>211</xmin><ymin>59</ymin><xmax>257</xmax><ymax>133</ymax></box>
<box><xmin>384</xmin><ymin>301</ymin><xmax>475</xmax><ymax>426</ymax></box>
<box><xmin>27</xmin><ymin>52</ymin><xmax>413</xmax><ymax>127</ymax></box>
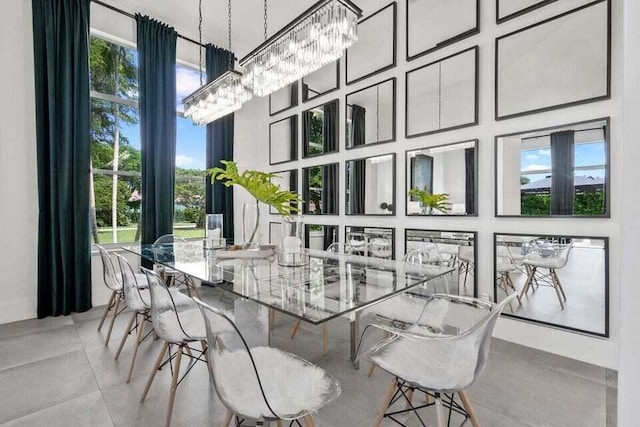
<box><xmin>183</xmin><ymin>70</ymin><xmax>251</xmax><ymax>125</ymax></box>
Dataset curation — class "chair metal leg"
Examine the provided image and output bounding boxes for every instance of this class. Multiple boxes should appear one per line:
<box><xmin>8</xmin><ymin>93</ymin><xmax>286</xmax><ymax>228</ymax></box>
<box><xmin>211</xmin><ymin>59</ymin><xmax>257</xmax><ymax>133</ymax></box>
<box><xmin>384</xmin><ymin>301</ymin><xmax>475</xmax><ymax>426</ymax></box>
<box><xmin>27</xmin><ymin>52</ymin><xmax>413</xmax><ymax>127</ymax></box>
<box><xmin>459</xmin><ymin>390</ymin><xmax>480</xmax><ymax>427</ymax></box>
<box><xmin>434</xmin><ymin>393</ymin><xmax>446</xmax><ymax>427</ymax></box>
<box><xmin>290</xmin><ymin>320</ymin><xmax>302</xmax><ymax>339</ymax></box>
<box><xmin>165</xmin><ymin>345</ymin><xmax>184</xmax><ymax>427</ymax></box>
<box><xmin>115</xmin><ymin>311</ymin><xmax>137</xmax><ymax>360</ymax></box>
<box><xmin>105</xmin><ymin>294</ymin><xmax>121</xmax><ymax>346</ymax></box>
<box><xmin>303</xmin><ymin>414</ymin><xmax>316</xmax><ymax>427</ymax></box>
<box><xmin>98</xmin><ymin>291</ymin><xmax>116</xmax><ymax>331</ymax></box>
<box><xmin>141</xmin><ymin>341</ymin><xmax>169</xmax><ymax>402</ymax></box>
<box><xmin>222</xmin><ymin>411</ymin><xmax>233</xmax><ymax>427</ymax></box>
<box><xmin>322</xmin><ymin>324</ymin><xmax>329</xmax><ymax>354</ymax></box>
<box><xmin>126</xmin><ymin>314</ymin><xmax>146</xmax><ymax>383</ymax></box>
<box><xmin>373</xmin><ymin>377</ymin><xmax>397</xmax><ymax>427</ymax></box>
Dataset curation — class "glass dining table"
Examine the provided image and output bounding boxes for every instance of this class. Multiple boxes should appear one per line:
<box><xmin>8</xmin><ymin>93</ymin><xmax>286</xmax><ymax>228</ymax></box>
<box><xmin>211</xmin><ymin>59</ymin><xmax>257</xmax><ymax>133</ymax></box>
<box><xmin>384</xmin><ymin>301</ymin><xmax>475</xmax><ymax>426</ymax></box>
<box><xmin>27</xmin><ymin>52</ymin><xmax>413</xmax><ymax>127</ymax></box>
<box><xmin>122</xmin><ymin>241</ymin><xmax>454</xmax><ymax>368</ymax></box>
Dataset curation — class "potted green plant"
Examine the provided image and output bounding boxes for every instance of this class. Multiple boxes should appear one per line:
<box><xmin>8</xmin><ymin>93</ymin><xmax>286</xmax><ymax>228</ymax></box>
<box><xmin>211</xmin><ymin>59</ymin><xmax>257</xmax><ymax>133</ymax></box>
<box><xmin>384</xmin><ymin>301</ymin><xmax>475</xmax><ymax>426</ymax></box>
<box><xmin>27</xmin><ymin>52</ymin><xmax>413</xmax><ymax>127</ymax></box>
<box><xmin>408</xmin><ymin>186</ymin><xmax>451</xmax><ymax>215</ymax></box>
<box><xmin>207</xmin><ymin>160</ymin><xmax>302</xmax><ymax>249</ymax></box>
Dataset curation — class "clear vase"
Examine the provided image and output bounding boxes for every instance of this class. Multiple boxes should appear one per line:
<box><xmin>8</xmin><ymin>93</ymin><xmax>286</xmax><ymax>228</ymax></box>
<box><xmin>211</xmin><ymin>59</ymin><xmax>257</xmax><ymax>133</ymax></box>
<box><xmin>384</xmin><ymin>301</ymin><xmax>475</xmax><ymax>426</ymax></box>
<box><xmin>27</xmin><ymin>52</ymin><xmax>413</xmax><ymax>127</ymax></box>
<box><xmin>278</xmin><ymin>215</ymin><xmax>309</xmax><ymax>266</ymax></box>
<box><xmin>242</xmin><ymin>202</ymin><xmax>261</xmax><ymax>250</ymax></box>
<box><xmin>204</xmin><ymin>214</ymin><xmax>225</xmax><ymax>249</ymax></box>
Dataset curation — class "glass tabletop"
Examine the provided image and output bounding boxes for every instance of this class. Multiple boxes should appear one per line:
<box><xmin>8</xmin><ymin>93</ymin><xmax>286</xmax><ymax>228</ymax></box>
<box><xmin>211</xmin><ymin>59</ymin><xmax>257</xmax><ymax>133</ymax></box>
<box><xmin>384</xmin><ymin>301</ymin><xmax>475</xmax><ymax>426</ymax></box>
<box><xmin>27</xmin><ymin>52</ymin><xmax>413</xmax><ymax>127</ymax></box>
<box><xmin>122</xmin><ymin>242</ymin><xmax>454</xmax><ymax>325</ymax></box>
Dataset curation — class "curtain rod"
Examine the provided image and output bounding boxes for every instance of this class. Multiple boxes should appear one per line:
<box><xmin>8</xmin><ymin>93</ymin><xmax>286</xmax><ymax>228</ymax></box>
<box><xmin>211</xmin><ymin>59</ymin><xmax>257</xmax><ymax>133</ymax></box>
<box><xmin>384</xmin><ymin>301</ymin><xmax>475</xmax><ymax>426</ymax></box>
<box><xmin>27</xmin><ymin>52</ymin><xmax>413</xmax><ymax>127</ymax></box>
<box><xmin>92</xmin><ymin>0</ymin><xmax>206</xmax><ymax>49</ymax></box>
<box><xmin>521</xmin><ymin>126</ymin><xmax>606</xmax><ymax>141</ymax></box>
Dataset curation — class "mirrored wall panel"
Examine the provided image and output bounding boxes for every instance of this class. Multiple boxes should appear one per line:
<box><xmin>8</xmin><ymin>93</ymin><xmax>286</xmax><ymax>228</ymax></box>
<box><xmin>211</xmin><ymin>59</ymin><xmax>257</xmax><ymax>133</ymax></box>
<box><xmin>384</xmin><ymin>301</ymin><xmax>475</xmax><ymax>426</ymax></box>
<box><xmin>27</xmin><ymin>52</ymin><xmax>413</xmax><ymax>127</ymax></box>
<box><xmin>269</xmin><ymin>222</ymin><xmax>282</xmax><ymax>246</ymax></box>
<box><xmin>269</xmin><ymin>82</ymin><xmax>298</xmax><ymax>116</ymax></box>
<box><xmin>496</xmin><ymin>0</ymin><xmax>610</xmax><ymax>120</ymax></box>
<box><xmin>496</xmin><ymin>119</ymin><xmax>609</xmax><ymax>217</ymax></box>
<box><xmin>406</xmin><ymin>229</ymin><xmax>477</xmax><ymax>297</ymax></box>
<box><xmin>303</xmin><ymin>99</ymin><xmax>339</xmax><ymax>158</ymax></box>
<box><xmin>269</xmin><ymin>115</ymin><xmax>298</xmax><ymax>165</ymax></box>
<box><xmin>346</xmin><ymin>153</ymin><xmax>395</xmax><ymax>216</ymax></box>
<box><xmin>302</xmin><ymin>163</ymin><xmax>339</xmax><ymax>215</ymax></box>
<box><xmin>346</xmin><ymin>2</ymin><xmax>397</xmax><ymax>85</ymax></box>
<box><xmin>406</xmin><ymin>46</ymin><xmax>478</xmax><ymax>138</ymax></box>
<box><xmin>302</xmin><ymin>60</ymin><xmax>339</xmax><ymax>102</ymax></box>
<box><xmin>305</xmin><ymin>224</ymin><xmax>338</xmax><ymax>250</ymax></box>
<box><xmin>346</xmin><ymin>78</ymin><xmax>396</xmax><ymax>149</ymax></box>
<box><xmin>497</xmin><ymin>0</ymin><xmax>557</xmax><ymax>23</ymax></box>
<box><xmin>406</xmin><ymin>140</ymin><xmax>477</xmax><ymax>216</ymax></box>
<box><xmin>407</xmin><ymin>0</ymin><xmax>479</xmax><ymax>60</ymax></box>
<box><xmin>346</xmin><ymin>226</ymin><xmax>395</xmax><ymax>259</ymax></box>
<box><xmin>269</xmin><ymin>169</ymin><xmax>298</xmax><ymax>214</ymax></box>
<box><xmin>494</xmin><ymin>234</ymin><xmax>608</xmax><ymax>336</ymax></box>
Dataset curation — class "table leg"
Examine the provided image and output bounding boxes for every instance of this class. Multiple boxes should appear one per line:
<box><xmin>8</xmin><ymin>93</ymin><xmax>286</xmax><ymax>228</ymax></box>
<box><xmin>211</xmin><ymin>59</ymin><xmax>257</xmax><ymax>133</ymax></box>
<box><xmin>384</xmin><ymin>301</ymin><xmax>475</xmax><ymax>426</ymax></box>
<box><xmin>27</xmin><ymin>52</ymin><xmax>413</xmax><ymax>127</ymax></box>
<box><xmin>350</xmin><ymin>311</ymin><xmax>361</xmax><ymax>369</ymax></box>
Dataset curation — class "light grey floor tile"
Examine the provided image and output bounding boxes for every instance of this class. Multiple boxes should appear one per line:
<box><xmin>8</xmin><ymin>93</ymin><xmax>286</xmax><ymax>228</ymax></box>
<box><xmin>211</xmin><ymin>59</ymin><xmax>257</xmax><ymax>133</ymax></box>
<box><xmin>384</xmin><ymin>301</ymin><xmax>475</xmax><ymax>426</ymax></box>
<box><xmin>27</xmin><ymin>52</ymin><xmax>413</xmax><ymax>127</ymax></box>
<box><xmin>73</xmin><ymin>307</ymin><xmax>135</xmax><ymax>351</ymax></box>
<box><xmin>0</xmin><ymin>316</ymin><xmax>73</xmax><ymax>341</ymax></box>
<box><xmin>0</xmin><ymin>391</ymin><xmax>113</xmax><ymax>427</ymax></box>
<box><xmin>0</xmin><ymin>326</ymin><xmax>82</xmax><ymax>372</ymax></box>
<box><xmin>0</xmin><ymin>350</ymin><xmax>99</xmax><ymax>424</ymax></box>
<box><xmin>606</xmin><ymin>369</ymin><xmax>618</xmax><ymax>389</ymax></box>
<box><xmin>70</xmin><ymin>305</ymin><xmax>111</xmax><ymax>323</ymax></box>
<box><xmin>607</xmin><ymin>387</ymin><xmax>617</xmax><ymax>427</ymax></box>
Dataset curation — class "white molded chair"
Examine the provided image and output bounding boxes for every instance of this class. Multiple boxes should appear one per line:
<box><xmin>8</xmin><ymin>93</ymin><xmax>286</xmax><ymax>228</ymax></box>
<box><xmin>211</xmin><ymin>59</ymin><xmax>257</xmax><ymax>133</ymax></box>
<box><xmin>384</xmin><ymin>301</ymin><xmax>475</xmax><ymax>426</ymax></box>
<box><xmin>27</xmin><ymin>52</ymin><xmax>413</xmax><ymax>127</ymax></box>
<box><xmin>521</xmin><ymin>242</ymin><xmax>573</xmax><ymax>309</ymax></box>
<box><xmin>195</xmin><ymin>298</ymin><xmax>341</xmax><ymax>427</ymax></box>
<box><xmin>141</xmin><ymin>267</ymin><xmax>212</xmax><ymax>427</ymax></box>
<box><xmin>361</xmin><ymin>293</ymin><xmax>519</xmax><ymax>427</ymax></box>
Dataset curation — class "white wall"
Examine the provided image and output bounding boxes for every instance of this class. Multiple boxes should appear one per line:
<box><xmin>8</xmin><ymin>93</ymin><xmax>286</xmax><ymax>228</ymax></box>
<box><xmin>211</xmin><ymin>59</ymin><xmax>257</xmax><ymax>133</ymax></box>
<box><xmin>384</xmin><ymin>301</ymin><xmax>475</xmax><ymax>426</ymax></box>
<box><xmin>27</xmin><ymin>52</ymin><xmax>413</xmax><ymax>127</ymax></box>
<box><xmin>0</xmin><ymin>0</ymin><xmax>38</xmax><ymax>324</ymax></box>
<box><xmin>234</xmin><ymin>0</ymin><xmax>623</xmax><ymax>369</ymax></box>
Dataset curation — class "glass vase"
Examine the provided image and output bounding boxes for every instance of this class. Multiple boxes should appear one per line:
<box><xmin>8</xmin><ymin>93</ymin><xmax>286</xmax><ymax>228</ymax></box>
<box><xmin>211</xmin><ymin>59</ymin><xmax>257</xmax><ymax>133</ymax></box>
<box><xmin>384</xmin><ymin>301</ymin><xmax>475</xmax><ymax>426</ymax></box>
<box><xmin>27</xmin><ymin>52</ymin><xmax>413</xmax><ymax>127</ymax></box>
<box><xmin>204</xmin><ymin>214</ymin><xmax>225</xmax><ymax>249</ymax></box>
<box><xmin>242</xmin><ymin>202</ymin><xmax>261</xmax><ymax>250</ymax></box>
<box><xmin>278</xmin><ymin>215</ymin><xmax>308</xmax><ymax>266</ymax></box>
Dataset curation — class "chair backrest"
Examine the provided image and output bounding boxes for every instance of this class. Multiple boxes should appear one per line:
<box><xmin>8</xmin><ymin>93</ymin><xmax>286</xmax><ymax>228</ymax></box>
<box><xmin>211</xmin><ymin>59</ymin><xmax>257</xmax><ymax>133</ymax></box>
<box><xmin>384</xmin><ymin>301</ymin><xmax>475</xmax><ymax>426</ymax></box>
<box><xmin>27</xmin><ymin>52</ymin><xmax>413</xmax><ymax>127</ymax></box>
<box><xmin>115</xmin><ymin>253</ymin><xmax>149</xmax><ymax>311</ymax></box>
<box><xmin>325</xmin><ymin>242</ymin><xmax>353</xmax><ymax>255</ymax></box>
<box><xmin>142</xmin><ymin>267</ymin><xmax>197</xmax><ymax>343</ymax></box>
<box><xmin>153</xmin><ymin>234</ymin><xmax>187</xmax><ymax>245</ymax></box>
<box><xmin>458</xmin><ymin>245</ymin><xmax>474</xmax><ymax>263</ymax></box>
<box><xmin>369</xmin><ymin>237</ymin><xmax>392</xmax><ymax>259</ymax></box>
<box><xmin>194</xmin><ymin>298</ymin><xmax>339</xmax><ymax>421</ymax></box>
<box><xmin>96</xmin><ymin>245</ymin><xmax>122</xmax><ymax>292</ymax></box>
<box><xmin>404</xmin><ymin>245</ymin><xmax>443</xmax><ymax>266</ymax></box>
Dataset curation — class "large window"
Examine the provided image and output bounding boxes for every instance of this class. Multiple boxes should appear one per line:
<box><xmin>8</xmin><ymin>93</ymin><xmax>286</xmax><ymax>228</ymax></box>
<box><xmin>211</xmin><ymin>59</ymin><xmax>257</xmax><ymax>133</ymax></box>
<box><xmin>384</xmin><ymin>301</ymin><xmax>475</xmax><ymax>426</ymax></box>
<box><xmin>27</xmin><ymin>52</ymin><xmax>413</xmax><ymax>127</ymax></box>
<box><xmin>89</xmin><ymin>35</ymin><xmax>206</xmax><ymax>244</ymax></box>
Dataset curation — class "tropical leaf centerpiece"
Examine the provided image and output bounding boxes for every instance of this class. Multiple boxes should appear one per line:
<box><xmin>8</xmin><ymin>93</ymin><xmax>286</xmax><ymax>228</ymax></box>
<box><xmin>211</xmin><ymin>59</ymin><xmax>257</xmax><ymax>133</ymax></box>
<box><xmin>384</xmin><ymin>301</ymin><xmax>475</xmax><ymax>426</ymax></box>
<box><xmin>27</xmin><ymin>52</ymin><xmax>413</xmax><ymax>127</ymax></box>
<box><xmin>408</xmin><ymin>186</ymin><xmax>451</xmax><ymax>215</ymax></box>
<box><xmin>206</xmin><ymin>160</ymin><xmax>302</xmax><ymax>248</ymax></box>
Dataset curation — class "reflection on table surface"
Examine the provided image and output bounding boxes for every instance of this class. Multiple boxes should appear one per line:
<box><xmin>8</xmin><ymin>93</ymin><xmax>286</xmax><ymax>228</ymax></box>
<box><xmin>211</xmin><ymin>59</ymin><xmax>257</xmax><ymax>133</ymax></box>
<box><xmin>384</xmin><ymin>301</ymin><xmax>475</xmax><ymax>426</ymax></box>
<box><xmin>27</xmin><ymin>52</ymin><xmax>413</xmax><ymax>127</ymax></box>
<box><xmin>122</xmin><ymin>242</ymin><xmax>454</xmax><ymax>325</ymax></box>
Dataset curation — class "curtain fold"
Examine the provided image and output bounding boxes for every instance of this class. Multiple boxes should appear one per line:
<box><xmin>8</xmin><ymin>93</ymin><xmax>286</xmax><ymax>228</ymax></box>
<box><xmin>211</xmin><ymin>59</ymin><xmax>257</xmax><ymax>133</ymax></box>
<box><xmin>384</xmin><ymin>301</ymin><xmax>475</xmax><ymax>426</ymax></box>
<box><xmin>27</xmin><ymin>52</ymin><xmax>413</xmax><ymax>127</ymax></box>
<box><xmin>465</xmin><ymin>147</ymin><xmax>475</xmax><ymax>215</ymax></box>
<box><xmin>322</xmin><ymin>164</ymin><xmax>338</xmax><ymax>214</ymax></box>
<box><xmin>323</xmin><ymin>226</ymin><xmax>337</xmax><ymax>250</ymax></box>
<box><xmin>205</xmin><ymin>45</ymin><xmax>235</xmax><ymax>240</ymax></box>
<box><xmin>32</xmin><ymin>0</ymin><xmax>92</xmax><ymax>318</ymax></box>
<box><xmin>323</xmin><ymin>101</ymin><xmax>338</xmax><ymax>152</ymax></box>
<box><xmin>550</xmin><ymin>131</ymin><xmax>575</xmax><ymax>215</ymax></box>
<box><xmin>351</xmin><ymin>104</ymin><xmax>366</xmax><ymax>147</ymax></box>
<box><xmin>136</xmin><ymin>15</ymin><xmax>177</xmax><ymax>245</ymax></box>
<box><xmin>350</xmin><ymin>105</ymin><xmax>366</xmax><ymax>214</ymax></box>
<box><xmin>302</xmin><ymin>111</ymin><xmax>311</xmax><ymax>157</ymax></box>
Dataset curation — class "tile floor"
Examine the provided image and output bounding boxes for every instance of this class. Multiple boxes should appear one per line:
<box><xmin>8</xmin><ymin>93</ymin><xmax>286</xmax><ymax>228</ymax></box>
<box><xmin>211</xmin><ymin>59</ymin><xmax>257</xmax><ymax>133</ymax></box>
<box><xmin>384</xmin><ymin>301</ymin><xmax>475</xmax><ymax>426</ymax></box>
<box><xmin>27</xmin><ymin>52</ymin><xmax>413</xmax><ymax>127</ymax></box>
<box><xmin>0</xmin><ymin>285</ymin><xmax>617</xmax><ymax>427</ymax></box>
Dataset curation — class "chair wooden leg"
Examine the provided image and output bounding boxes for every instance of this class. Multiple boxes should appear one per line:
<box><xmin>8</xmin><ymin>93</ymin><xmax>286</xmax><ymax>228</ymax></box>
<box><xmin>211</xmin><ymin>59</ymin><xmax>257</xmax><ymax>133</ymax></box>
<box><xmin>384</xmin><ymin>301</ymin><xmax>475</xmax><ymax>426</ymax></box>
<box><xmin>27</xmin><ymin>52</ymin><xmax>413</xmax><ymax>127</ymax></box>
<box><xmin>115</xmin><ymin>311</ymin><xmax>137</xmax><ymax>360</ymax></box>
<box><xmin>105</xmin><ymin>294</ymin><xmax>121</xmax><ymax>346</ymax></box>
<box><xmin>550</xmin><ymin>270</ymin><xmax>565</xmax><ymax>309</ymax></box>
<box><xmin>219</xmin><ymin>290</ymin><xmax>226</xmax><ymax>301</ymax></box>
<box><xmin>425</xmin><ymin>392</ymin><xmax>433</xmax><ymax>404</ymax></box>
<box><xmin>141</xmin><ymin>341</ymin><xmax>169</xmax><ymax>402</ymax></box>
<box><xmin>200</xmin><ymin>340</ymin><xmax>208</xmax><ymax>363</ymax></box>
<box><xmin>553</xmin><ymin>270</ymin><xmax>567</xmax><ymax>301</ymax></box>
<box><xmin>290</xmin><ymin>319</ymin><xmax>302</xmax><ymax>339</ymax></box>
<box><xmin>405</xmin><ymin>388</ymin><xmax>414</xmax><ymax>410</ymax></box>
<box><xmin>276</xmin><ymin>420</ymin><xmax>283</xmax><ymax>427</ymax></box>
<box><xmin>459</xmin><ymin>390</ymin><xmax>480</xmax><ymax>427</ymax></box>
<box><xmin>434</xmin><ymin>393</ymin><xmax>446</xmax><ymax>427</ymax></box>
<box><xmin>303</xmin><ymin>414</ymin><xmax>316</xmax><ymax>427</ymax></box>
<box><xmin>367</xmin><ymin>364</ymin><xmax>376</xmax><ymax>377</ymax></box>
<box><xmin>222</xmin><ymin>411</ymin><xmax>233</xmax><ymax>427</ymax></box>
<box><xmin>97</xmin><ymin>291</ymin><xmax>116</xmax><ymax>331</ymax></box>
<box><xmin>373</xmin><ymin>377</ymin><xmax>397</xmax><ymax>427</ymax></box>
<box><xmin>126</xmin><ymin>314</ymin><xmax>146</xmax><ymax>383</ymax></box>
<box><xmin>322</xmin><ymin>324</ymin><xmax>329</xmax><ymax>354</ymax></box>
<box><xmin>165</xmin><ymin>345</ymin><xmax>184</xmax><ymax>427</ymax></box>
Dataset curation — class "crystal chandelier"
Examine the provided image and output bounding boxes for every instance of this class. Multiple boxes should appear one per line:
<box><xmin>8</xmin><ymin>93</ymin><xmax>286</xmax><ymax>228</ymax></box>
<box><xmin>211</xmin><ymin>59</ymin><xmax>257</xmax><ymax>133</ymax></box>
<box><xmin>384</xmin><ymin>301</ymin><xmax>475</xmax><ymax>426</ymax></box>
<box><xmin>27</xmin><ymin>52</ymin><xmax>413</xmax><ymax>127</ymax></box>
<box><xmin>183</xmin><ymin>0</ymin><xmax>252</xmax><ymax>125</ymax></box>
<box><xmin>240</xmin><ymin>0</ymin><xmax>362</xmax><ymax>97</ymax></box>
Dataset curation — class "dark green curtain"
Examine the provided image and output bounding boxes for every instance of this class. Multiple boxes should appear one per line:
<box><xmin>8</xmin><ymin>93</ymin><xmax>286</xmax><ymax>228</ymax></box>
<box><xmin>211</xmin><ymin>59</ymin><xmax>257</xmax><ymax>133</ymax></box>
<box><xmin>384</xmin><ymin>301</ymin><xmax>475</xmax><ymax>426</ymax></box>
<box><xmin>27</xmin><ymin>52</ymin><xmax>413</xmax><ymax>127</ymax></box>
<box><xmin>136</xmin><ymin>15</ymin><xmax>177</xmax><ymax>245</ymax></box>
<box><xmin>323</xmin><ymin>101</ymin><xmax>338</xmax><ymax>152</ymax></box>
<box><xmin>351</xmin><ymin>104</ymin><xmax>366</xmax><ymax>147</ymax></box>
<box><xmin>465</xmin><ymin>147</ymin><xmax>475</xmax><ymax>214</ymax></box>
<box><xmin>323</xmin><ymin>226</ymin><xmax>337</xmax><ymax>250</ymax></box>
<box><xmin>322</xmin><ymin>164</ymin><xmax>338</xmax><ymax>214</ymax></box>
<box><xmin>551</xmin><ymin>131</ymin><xmax>575</xmax><ymax>215</ymax></box>
<box><xmin>351</xmin><ymin>105</ymin><xmax>366</xmax><ymax>214</ymax></box>
<box><xmin>32</xmin><ymin>0</ymin><xmax>92</xmax><ymax>318</ymax></box>
<box><xmin>205</xmin><ymin>45</ymin><xmax>235</xmax><ymax>240</ymax></box>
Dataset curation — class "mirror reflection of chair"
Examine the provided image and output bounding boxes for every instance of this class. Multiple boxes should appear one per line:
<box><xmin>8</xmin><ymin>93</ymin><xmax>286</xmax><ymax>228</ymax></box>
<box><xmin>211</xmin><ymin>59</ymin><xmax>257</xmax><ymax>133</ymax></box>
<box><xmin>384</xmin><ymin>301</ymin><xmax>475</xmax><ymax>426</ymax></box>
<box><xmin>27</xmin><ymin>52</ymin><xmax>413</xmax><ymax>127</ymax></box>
<box><xmin>96</xmin><ymin>245</ymin><xmax>127</xmax><ymax>346</ymax></box>
<box><xmin>194</xmin><ymin>298</ymin><xmax>341</xmax><ymax>427</ymax></box>
<box><xmin>369</xmin><ymin>236</ymin><xmax>393</xmax><ymax>259</ymax></box>
<box><xmin>141</xmin><ymin>268</ymin><xmax>213</xmax><ymax>427</ymax></box>
<box><xmin>153</xmin><ymin>234</ymin><xmax>201</xmax><ymax>299</ymax></box>
<box><xmin>496</xmin><ymin>245</ymin><xmax>522</xmax><ymax>314</ymax></box>
<box><xmin>458</xmin><ymin>245</ymin><xmax>474</xmax><ymax>293</ymax></box>
<box><xmin>520</xmin><ymin>242</ymin><xmax>574</xmax><ymax>309</ymax></box>
<box><xmin>361</xmin><ymin>293</ymin><xmax>519</xmax><ymax>427</ymax></box>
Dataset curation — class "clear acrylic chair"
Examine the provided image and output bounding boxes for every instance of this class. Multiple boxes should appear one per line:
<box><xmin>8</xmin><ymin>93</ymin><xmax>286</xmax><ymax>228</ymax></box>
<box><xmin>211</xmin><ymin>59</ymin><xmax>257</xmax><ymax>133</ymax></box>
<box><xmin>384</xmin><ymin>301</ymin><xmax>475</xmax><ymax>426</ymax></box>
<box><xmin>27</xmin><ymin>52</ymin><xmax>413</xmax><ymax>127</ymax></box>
<box><xmin>369</xmin><ymin>236</ymin><xmax>393</xmax><ymax>259</ymax></box>
<box><xmin>496</xmin><ymin>246</ymin><xmax>522</xmax><ymax>314</ymax></box>
<box><xmin>113</xmin><ymin>254</ymin><xmax>153</xmax><ymax>383</ymax></box>
<box><xmin>346</xmin><ymin>231</ymin><xmax>367</xmax><ymax>255</ymax></box>
<box><xmin>194</xmin><ymin>298</ymin><xmax>341</xmax><ymax>427</ymax></box>
<box><xmin>521</xmin><ymin>242</ymin><xmax>573</xmax><ymax>309</ymax></box>
<box><xmin>290</xmin><ymin>242</ymin><xmax>355</xmax><ymax>353</ymax></box>
<box><xmin>153</xmin><ymin>234</ymin><xmax>201</xmax><ymax>299</ymax></box>
<box><xmin>141</xmin><ymin>267</ymin><xmax>212</xmax><ymax>427</ymax></box>
<box><xmin>96</xmin><ymin>245</ymin><xmax>126</xmax><ymax>346</ymax></box>
<box><xmin>360</xmin><ymin>293</ymin><xmax>519</xmax><ymax>427</ymax></box>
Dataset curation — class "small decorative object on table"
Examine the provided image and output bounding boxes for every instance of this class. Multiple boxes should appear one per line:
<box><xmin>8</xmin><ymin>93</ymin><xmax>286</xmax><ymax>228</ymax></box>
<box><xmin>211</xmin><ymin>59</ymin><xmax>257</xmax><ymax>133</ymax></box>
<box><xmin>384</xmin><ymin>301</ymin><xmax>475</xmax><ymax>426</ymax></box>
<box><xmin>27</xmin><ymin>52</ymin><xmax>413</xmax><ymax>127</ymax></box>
<box><xmin>277</xmin><ymin>215</ymin><xmax>309</xmax><ymax>267</ymax></box>
<box><xmin>204</xmin><ymin>214</ymin><xmax>226</xmax><ymax>249</ymax></box>
<box><xmin>408</xmin><ymin>186</ymin><xmax>451</xmax><ymax>215</ymax></box>
<box><xmin>207</xmin><ymin>160</ymin><xmax>303</xmax><ymax>256</ymax></box>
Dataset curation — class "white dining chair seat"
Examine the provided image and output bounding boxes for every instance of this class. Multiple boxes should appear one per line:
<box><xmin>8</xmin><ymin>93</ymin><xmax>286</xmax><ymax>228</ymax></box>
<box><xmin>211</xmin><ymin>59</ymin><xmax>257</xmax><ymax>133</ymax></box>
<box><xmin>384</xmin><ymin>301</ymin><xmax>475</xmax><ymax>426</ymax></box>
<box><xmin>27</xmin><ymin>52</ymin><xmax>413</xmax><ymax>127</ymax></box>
<box><xmin>156</xmin><ymin>307</ymin><xmax>206</xmax><ymax>342</ymax></box>
<box><xmin>523</xmin><ymin>253</ymin><xmax>567</xmax><ymax>269</ymax></box>
<box><xmin>214</xmin><ymin>346</ymin><xmax>336</xmax><ymax>420</ymax></box>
